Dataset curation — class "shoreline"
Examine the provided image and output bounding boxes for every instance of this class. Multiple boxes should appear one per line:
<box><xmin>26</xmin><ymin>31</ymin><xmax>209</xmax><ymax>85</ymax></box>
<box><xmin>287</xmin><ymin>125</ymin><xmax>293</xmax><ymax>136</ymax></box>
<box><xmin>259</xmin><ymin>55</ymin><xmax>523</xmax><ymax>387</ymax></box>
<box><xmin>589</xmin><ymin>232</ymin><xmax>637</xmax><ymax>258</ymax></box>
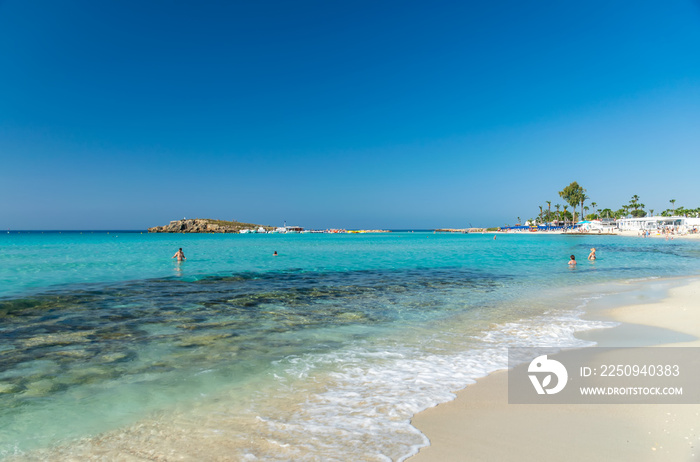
<box><xmin>5</xmin><ymin>229</ymin><xmax>700</xmax><ymax>240</ymax></box>
<box><xmin>489</xmin><ymin>229</ymin><xmax>700</xmax><ymax>240</ymax></box>
<box><xmin>408</xmin><ymin>277</ymin><xmax>700</xmax><ymax>461</ymax></box>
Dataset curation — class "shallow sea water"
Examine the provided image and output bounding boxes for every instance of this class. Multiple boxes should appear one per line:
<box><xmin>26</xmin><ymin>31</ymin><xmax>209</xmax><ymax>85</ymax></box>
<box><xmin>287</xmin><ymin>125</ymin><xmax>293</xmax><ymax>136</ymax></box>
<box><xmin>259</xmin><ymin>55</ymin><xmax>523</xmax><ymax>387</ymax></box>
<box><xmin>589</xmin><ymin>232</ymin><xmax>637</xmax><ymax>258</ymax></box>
<box><xmin>1</xmin><ymin>231</ymin><xmax>699</xmax><ymax>460</ymax></box>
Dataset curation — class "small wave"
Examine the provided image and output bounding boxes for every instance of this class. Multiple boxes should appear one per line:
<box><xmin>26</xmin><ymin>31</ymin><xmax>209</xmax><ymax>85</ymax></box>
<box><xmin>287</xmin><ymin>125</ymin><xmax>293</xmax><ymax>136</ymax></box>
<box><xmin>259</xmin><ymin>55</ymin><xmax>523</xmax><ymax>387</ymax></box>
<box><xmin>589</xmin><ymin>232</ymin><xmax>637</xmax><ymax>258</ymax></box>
<box><xmin>240</xmin><ymin>310</ymin><xmax>618</xmax><ymax>461</ymax></box>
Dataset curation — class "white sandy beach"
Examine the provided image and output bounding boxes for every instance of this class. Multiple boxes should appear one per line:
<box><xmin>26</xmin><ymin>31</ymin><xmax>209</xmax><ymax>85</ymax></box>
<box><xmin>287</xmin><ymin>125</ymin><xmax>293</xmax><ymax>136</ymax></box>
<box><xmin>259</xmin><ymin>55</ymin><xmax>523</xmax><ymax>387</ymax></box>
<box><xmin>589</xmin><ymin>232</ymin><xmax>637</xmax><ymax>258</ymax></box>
<box><xmin>491</xmin><ymin>229</ymin><xmax>700</xmax><ymax>240</ymax></box>
<box><xmin>409</xmin><ymin>279</ymin><xmax>700</xmax><ymax>462</ymax></box>
<box><xmin>616</xmin><ymin>230</ymin><xmax>700</xmax><ymax>240</ymax></box>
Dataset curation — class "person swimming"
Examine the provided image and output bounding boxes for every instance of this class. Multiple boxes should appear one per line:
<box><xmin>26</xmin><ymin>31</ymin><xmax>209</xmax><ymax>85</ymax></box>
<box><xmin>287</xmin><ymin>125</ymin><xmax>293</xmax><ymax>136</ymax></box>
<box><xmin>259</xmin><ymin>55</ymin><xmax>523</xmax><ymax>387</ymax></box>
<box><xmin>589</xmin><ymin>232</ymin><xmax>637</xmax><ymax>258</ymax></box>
<box><xmin>588</xmin><ymin>248</ymin><xmax>596</xmax><ymax>260</ymax></box>
<box><xmin>568</xmin><ymin>255</ymin><xmax>576</xmax><ymax>266</ymax></box>
<box><xmin>173</xmin><ymin>248</ymin><xmax>186</xmax><ymax>261</ymax></box>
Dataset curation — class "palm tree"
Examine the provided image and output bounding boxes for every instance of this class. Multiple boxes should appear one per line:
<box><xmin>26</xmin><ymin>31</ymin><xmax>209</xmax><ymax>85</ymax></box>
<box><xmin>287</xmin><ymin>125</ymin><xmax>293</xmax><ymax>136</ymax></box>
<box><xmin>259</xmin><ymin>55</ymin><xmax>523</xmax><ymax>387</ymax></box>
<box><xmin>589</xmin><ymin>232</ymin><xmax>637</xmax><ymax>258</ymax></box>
<box><xmin>590</xmin><ymin>202</ymin><xmax>597</xmax><ymax>219</ymax></box>
<box><xmin>517</xmin><ymin>217</ymin><xmax>521</xmax><ymax>226</ymax></box>
<box><xmin>546</xmin><ymin>201</ymin><xmax>552</xmax><ymax>224</ymax></box>
<box><xmin>670</xmin><ymin>199</ymin><xmax>676</xmax><ymax>215</ymax></box>
<box><xmin>554</xmin><ymin>204</ymin><xmax>561</xmax><ymax>223</ymax></box>
<box><xmin>649</xmin><ymin>209</ymin><xmax>654</xmax><ymax>217</ymax></box>
<box><xmin>562</xmin><ymin>206</ymin><xmax>569</xmax><ymax>227</ymax></box>
<box><xmin>628</xmin><ymin>195</ymin><xmax>646</xmax><ymax>217</ymax></box>
<box><xmin>539</xmin><ymin>206</ymin><xmax>543</xmax><ymax>224</ymax></box>
<box><xmin>559</xmin><ymin>181</ymin><xmax>586</xmax><ymax>224</ymax></box>
<box><xmin>583</xmin><ymin>206</ymin><xmax>590</xmax><ymax>219</ymax></box>
<box><xmin>579</xmin><ymin>193</ymin><xmax>589</xmax><ymax>224</ymax></box>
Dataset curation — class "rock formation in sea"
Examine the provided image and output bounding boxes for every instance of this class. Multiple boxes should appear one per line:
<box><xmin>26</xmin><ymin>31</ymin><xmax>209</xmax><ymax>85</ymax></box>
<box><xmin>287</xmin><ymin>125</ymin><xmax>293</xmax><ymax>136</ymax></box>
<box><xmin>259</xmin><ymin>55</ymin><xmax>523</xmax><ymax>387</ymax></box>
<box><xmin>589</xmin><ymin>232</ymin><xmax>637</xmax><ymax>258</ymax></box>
<box><xmin>148</xmin><ymin>219</ymin><xmax>273</xmax><ymax>233</ymax></box>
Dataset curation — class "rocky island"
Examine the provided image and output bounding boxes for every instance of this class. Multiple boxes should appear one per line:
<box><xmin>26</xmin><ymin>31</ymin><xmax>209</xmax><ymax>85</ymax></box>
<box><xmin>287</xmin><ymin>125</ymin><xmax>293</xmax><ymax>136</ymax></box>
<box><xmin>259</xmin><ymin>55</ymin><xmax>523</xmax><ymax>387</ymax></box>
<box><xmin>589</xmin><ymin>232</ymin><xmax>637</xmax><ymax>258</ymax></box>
<box><xmin>148</xmin><ymin>218</ymin><xmax>275</xmax><ymax>233</ymax></box>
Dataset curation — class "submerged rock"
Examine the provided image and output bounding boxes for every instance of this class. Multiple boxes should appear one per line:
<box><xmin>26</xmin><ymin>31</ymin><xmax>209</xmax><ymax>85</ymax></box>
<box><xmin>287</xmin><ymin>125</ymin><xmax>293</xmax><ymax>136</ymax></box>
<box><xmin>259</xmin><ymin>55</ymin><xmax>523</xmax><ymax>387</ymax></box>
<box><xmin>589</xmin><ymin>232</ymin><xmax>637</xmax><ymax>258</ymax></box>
<box><xmin>19</xmin><ymin>331</ymin><xmax>94</xmax><ymax>349</ymax></box>
<box><xmin>0</xmin><ymin>382</ymin><xmax>22</xmax><ymax>394</ymax></box>
<box><xmin>97</xmin><ymin>352</ymin><xmax>133</xmax><ymax>363</ymax></box>
<box><xmin>177</xmin><ymin>333</ymin><xmax>234</xmax><ymax>347</ymax></box>
<box><xmin>49</xmin><ymin>349</ymin><xmax>94</xmax><ymax>360</ymax></box>
<box><xmin>23</xmin><ymin>379</ymin><xmax>63</xmax><ymax>397</ymax></box>
<box><xmin>66</xmin><ymin>366</ymin><xmax>120</xmax><ymax>385</ymax></box>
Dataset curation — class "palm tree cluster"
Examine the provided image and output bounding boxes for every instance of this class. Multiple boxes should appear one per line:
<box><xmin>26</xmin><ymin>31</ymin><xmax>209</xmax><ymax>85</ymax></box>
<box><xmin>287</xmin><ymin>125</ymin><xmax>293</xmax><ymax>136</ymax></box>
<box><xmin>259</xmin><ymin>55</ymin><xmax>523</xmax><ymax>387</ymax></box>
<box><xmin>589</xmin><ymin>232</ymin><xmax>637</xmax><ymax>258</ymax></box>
<box><xmin>520</xmin><ymin>183</ymin><xmax>700</xmax><ymax>226</ymax></box>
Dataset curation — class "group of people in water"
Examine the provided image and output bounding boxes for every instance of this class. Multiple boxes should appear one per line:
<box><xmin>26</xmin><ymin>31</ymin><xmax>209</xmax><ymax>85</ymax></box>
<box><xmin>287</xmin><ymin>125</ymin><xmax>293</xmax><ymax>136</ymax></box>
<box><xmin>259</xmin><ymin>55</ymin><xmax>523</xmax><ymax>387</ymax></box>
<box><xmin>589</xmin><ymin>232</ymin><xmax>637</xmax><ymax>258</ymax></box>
<box><xmin>569</xmin><ymin>247</ymin><xmax>596</xmax><ymax>266</ymax></box>
<box><xmin>175</xmin><ymin>245</ymin><xmax>595</xmax><ymax>268</ymax></box>
<box><xmin>173</xmin><ymin>248</ymin><xmax>279</xmax><ymax>262</ymax></box>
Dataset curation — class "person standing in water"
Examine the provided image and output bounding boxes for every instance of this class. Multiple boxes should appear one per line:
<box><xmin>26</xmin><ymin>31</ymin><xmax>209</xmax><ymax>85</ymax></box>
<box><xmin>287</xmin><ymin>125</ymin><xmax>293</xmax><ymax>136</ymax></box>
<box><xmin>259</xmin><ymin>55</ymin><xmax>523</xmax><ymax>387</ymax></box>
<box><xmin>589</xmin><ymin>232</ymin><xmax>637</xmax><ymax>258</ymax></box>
<box><xmin>568</xmin><ymin>255</ymin><xmax>577</xmax><ymax>266</ymax></box>
<box><xmin>173</xmin><ymin>248</ymin><xmax>186</xmax><ymax>261</ymax></box>
<box><xmin>588</xmin><ymin>248</ymin><xmax>596</xmax><ymax>260</ymax></box>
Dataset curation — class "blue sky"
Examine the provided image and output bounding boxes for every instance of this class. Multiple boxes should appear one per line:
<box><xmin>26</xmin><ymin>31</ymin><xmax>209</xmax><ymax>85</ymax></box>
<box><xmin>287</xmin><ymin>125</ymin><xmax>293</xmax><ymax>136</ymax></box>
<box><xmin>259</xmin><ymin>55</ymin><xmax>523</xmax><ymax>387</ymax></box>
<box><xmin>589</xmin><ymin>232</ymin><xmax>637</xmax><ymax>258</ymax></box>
<box><xmin>1</xmin><ymin>1</ymin><xmax>699</xmax><ymax>229</ymax></box>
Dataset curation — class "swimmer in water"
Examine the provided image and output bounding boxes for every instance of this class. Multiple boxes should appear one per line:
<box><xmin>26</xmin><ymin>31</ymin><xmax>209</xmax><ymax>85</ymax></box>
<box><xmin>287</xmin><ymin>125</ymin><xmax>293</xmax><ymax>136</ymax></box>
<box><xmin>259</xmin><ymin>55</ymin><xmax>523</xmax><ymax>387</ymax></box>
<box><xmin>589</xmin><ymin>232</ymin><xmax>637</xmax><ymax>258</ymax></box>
<box><xmin>588</xmin><ymin>248</ymin><xmax>596</xmax><ymax>260</ymax></box>
<box><xmin>173</xmin><ymin>248</ymin><xmax>186</xmax><ymax>261</ymax></box>
<box><xmin>568</xmin><ymin>255</ymin><xmax>576</xmax><ymax>266</ymax></box>
<box><xmin>273</xmin><ymin>251</ymin><xmax>278</xmax><ymax>256</ymax></box>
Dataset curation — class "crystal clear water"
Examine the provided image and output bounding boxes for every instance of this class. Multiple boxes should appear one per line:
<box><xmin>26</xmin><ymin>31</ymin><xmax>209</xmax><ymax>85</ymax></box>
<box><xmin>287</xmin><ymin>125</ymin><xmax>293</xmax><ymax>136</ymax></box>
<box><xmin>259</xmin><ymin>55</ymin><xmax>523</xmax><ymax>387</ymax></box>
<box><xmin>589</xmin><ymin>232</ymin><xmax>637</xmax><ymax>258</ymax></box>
<box><xmin>1</xmin><ymin>231</ymin><xmax>699</xmax><ymax>460</ymax></box>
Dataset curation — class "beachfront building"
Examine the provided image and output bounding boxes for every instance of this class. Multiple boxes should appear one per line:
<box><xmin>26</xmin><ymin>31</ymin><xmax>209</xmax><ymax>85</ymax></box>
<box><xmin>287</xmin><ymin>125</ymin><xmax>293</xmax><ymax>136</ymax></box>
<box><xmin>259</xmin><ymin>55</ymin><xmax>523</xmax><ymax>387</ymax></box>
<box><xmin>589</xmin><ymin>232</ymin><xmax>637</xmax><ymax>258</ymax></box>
<box><xmin>574</xmin><ymin>219</ymin><xmax>616</xmax><ymax>233</ymax></box>
<box><xmin>682</xmin><ymin>217</ymin><xmax>700</xmax><ymax>234</ymax></box>
<box><xmin>616</xmin><ymin>216</ymin><xmax>689</xmax><ymax>232</ymax></box>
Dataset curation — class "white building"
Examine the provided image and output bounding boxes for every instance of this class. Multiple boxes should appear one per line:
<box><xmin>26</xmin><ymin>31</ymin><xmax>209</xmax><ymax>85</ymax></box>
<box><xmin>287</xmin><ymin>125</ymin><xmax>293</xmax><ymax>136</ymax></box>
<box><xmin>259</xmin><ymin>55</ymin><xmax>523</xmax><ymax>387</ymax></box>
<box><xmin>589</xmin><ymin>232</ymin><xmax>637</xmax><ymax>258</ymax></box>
<box><xmin>681</xmin><ymin>217</ymin><xmax>700</xmax><ymax>234</ymax></box>
<box><xmin>574</xmin><ymin>219</ymin><xmax>616</xmax><ymax>233</ymax></box>
<box><xmin>616</xmin><ymin>216</ymin><xmax>685</xmax><ymax>231</ymax></box>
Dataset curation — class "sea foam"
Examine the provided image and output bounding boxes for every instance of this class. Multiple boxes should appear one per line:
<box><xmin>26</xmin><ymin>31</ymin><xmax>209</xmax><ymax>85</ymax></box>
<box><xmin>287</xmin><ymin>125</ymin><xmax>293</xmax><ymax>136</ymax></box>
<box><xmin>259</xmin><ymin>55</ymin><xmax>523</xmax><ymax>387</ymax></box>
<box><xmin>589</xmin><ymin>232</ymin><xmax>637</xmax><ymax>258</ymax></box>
<box><xmin>242</xmin><ymin>307</ymin><xmax>618</xmax><ymax>461</ymax></box>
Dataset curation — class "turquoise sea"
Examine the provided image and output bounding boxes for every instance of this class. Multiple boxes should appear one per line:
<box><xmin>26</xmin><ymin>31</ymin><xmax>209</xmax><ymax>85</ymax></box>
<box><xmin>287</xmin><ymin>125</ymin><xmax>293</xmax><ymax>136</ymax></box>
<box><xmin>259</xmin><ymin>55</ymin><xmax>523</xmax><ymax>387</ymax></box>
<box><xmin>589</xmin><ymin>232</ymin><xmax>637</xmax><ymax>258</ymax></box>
<box><xmin>1</xmin><ymin>231</ymin><xmax>700</xmax><ymax>460</ymax></box>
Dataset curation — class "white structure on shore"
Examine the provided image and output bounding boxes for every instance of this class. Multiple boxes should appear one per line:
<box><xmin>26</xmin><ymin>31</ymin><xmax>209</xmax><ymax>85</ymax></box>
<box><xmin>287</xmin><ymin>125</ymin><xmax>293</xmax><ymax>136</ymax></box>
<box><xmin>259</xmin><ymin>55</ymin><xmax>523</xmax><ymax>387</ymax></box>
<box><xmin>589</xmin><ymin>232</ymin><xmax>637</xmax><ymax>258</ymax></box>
<box><xmin>271</xmin><ymin>226</ymin><xmax>305</xmax><ymax>234</ymax></box>
<box><xmin>616</xmin><ymin>216</ymin><xmax>700</xmax><ymax>233</ymax></box>
<box><xmin>574</xmin><ymin>219</ymin><xmax>616</xmax><ymax>233</ymax></box>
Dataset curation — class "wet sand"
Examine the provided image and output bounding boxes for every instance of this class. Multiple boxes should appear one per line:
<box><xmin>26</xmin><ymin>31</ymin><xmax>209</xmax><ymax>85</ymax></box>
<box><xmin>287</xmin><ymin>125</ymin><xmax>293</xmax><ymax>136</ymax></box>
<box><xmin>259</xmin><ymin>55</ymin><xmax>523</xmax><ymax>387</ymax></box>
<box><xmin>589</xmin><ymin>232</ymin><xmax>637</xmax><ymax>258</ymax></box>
<box><xmin>409</xmin><ymin>278</ymin><xmax>700</xmax><ymax>462</ymax></box>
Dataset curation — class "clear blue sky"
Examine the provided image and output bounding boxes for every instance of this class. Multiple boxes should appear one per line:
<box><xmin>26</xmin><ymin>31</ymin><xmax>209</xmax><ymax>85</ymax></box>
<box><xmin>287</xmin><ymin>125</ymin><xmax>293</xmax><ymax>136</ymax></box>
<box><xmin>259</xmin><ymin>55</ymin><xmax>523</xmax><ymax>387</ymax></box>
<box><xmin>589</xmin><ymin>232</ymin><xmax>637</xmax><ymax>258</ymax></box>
<box><xmin>1</xmin><ymin>0</ymin><xmax>699</xmax><ymax>230</ymax></box>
